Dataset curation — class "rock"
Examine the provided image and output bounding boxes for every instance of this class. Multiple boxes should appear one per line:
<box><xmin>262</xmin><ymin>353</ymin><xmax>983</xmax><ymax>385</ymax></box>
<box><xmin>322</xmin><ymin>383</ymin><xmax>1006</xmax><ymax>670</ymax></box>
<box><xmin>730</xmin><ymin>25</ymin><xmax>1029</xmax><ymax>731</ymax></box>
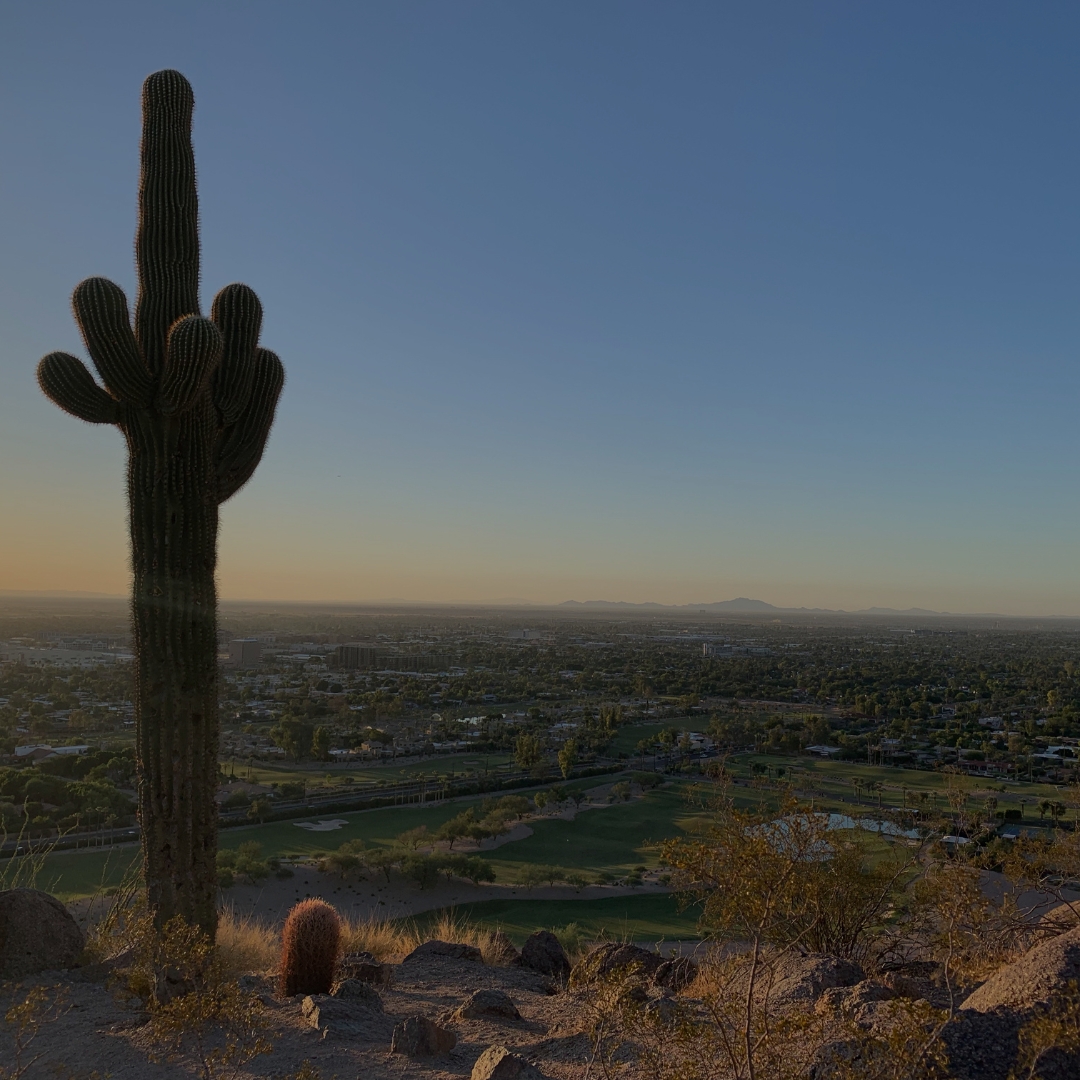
<box><xmin>391</xmin><ymin>1014</ymin><xmax>457</xmax><ymax>1057</ymax></box>
<box><xmin>301</xmin><ymin>994</ymin><xmax>393</xmax><ymax>1040</ymax></box>
<box><xmin>0</xmin><ymin>889</ymin><xmax>85</xmax><ymax>978</ymax></box>
<box><xmin>962</xmin><ymin>926</ymin><xmax>1080</xmax><ymax>1013</ymax></box>
<box><xmin>454</xmin><ymin>988</ymin><xmax>521</xmax><ymax>1021</ymax></box>
<box><xmin>470</xmin><ymin>1044</ymin><xmax>546</xmax><ymax>1080</ymax></box>
<box><xmin>520</xmin><ymin>931</ymin><xmax>570</xmax><ymax>980</ymax></box>
<box><xmin>947</xmin><ymin>927</ymin><xmax>1080</xmax><ymax>1080</ymax></box>
<box><xmin>814</xmin><ymin>979</ymin><xmax>895</xmax><ymax>1019</ymax></box>
<box><xmin>403</xmin><ymin>939</ymin><xmax>483</xmax><ymax>964</ymax></box>
<box><xmin>331</xmin><ymin>979</ymin><xmax>383</xmax><ymax>1011</ymax></box>
<box><xmin>573</xmin><ymin>943</ymin><xmax>664</xmax><ymax>984</ymax></box>
<box><xmin>653</xmin><ymin>956</ymin><xmax>698</xmax><ymax>991</ymax></box>
<box><xmin>940</xmin><ymin>1008</ymin><xmax>1023</xmax><ymax>1080</ymax></box>
<box><xmin>488</xmin><ymin>930</ymin><xmax>521</xmax><ymax>965</ymax></box>
<box><xmin>643</xmin><ymin>993</ymin><xmax>679</xmax><ymax>1024</ymax></box>
<box><xmin>768</xmin><ymin>952</ymin><xmax>864</xmax><ymax>1010</ymax></box>
<box><xmin>340</xmin><ymin>952</ymin><xmax>392</xmax><ymax>985</ymax></box>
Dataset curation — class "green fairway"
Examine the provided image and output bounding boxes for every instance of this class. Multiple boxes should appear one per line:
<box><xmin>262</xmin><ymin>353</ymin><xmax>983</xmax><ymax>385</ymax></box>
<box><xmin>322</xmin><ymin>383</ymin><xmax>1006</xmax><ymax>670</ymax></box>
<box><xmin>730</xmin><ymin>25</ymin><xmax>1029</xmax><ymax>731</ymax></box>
<box><xmin>406</xmin><ymin>892</ymin><xmax>704</xmax><ymax>943</ymax></box>
<box><xmin>730</xmin><ymin>753</ymin><xmax>1070</xmax><ymax>815</ymax></box>
<box><xmin>32</xmin><ymin>846</ymin><xmax>141</xmax><ymax>902</ymax></box>
<box><xmin>489</xmin><ymin>782</ymin><xmax>705</xmax><ymax>881</ymax></box>
<box><xmin>232</xmin><ymin>752</ymin><xmax>517</xmax><ymax>789</ymax></box>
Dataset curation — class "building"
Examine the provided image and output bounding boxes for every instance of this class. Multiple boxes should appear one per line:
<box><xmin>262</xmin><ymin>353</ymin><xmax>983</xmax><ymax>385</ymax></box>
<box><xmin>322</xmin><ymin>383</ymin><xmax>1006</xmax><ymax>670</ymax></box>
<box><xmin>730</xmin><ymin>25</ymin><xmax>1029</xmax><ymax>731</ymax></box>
<box><xmin>334</xmin><ymin>643</ymin><xmax>381</xmax><ymax>670</ymax></box>
<box><xmin>228</xmin><ymin>639</ymin><xmax>263</xmax><ymax>668</ymax></box>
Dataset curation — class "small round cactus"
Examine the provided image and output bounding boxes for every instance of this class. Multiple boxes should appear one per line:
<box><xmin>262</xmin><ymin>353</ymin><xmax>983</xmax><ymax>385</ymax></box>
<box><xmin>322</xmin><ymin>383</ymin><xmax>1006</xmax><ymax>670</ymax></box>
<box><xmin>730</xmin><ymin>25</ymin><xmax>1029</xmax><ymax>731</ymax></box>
<box><xmin>279</xmin><ymin>899</ymin><xmax>342</xmax><ymax>997</ymax></box>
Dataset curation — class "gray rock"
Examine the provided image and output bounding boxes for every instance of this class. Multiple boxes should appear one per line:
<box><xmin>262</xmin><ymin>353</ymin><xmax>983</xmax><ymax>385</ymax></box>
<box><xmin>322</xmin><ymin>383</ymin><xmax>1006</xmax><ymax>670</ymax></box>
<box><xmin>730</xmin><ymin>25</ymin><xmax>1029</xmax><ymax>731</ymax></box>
<box><xmin>653</xmin><ymin>956</ymin><xmax>698</xmax><ymax>991</ymax></box>
<box><xmin>470</xmin><ymin>1044</ymin><xmax>546</xmax><ymax>1080</ymax></box>
<box><xmin>390</xmin><ymin>1014</ymin><xmax>457</xmax><ymax>1057</ymax></box>
<box><xmin>301</xmin><ymin>994</ymin><xmax>393</xmax><ymax>1040</ymax></box>
<box><xmin>455</xmin><ymin>988</ymin><xmax>521</xmax><ymax>1021</ymax></box>
<box><xmin>815</xmin><ymin>979</ymin><xmax>896</xmax><ymax>1019</ymax></box>
<box><xmin>331</xmin><ymin>979</ymin><xmax>383</xmax><ymax>1010</ymax></box>
<box><xmin>573</xmin><ymin>943</ymin><xmax>664</xmax><ymax>984</ymax></box>
<box><xmin>643</xmin><ymin>993</ymin><xmax>679</xmax><ymax>1025</ymax></box>
<box><xmin>520</xmin><ymin>931</ymin><xmax>570</xmax><ymax>980</ymax></box>
<box><xmin>768</xmin><ymin>952</ymin><xmax>864</xmax><ymax>1010</ymax></box>
<box><xmin>403</xmin><ymin>938</ymin><xmax>483</xmax><ymax>964</ymax></box>
<box><xmin>339</xmin><ymin>952</ymin><xmax>392</xmax><ymax>985</ymax></box>
<box><xmin>0</xmin><ymin>889</ymin><xmax>85</xmax><ymax>978</ymax></box>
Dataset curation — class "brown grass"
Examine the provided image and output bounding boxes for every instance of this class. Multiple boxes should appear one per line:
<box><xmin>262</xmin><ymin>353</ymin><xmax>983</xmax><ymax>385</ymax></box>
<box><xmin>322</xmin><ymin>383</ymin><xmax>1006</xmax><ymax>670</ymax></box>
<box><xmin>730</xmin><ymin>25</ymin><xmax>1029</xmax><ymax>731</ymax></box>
<box><xmin>337</xmin><ymin>911</ymin><xmax>515</xmax><ymax>964</ymax></box>
<box><xmin>217</xmin><ymin>907</ymin><xmax>279</xmax><ymax>976</ymax></box>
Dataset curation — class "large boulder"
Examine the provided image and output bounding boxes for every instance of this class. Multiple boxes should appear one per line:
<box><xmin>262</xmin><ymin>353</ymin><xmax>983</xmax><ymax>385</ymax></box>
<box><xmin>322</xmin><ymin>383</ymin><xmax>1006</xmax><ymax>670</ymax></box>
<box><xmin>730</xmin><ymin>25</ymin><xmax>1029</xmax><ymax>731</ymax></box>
<box><xmin>520</xmin><ymin>931</ymin><xmax>570</xmax><ymax>980</ymax></box>
<box><xmin>391</xmin><ymin>1014</ymin><xmax>457</xmax><ymax>1057</ymax></box>
<box><xmin>403</xmin><ymin>939</ymin><xmax>483</xmax><ymax>964</ymax></box>
<box><xmin>962</xmin><ymin>925</ymin><xmax>1080</xmax><ymax>1013</ymax></box>
<box><xmin>471</xmin><ymin>1045</ymin><xmax>546</xmax><ymax>1080</ymax></box>
<box><xmin>943</xmin><ymin>926</ymin><xmax>1080</xmax><ymax>1080</ymax></box>
<box><xmin>454</xmin><ymin>988</ymin><xmax>521</xmax><ymax>1021</ymax></box>
<box><xmin>0</xmin><ymin>889</ymin><xmax>85</xmax><ymax>977</ymax></box>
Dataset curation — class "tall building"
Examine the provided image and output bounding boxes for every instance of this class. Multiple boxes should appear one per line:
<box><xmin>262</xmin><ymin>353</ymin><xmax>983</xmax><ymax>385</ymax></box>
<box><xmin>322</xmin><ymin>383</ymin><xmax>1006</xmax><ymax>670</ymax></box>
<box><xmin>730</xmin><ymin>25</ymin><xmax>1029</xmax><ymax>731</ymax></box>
<box><xmin>228</xmin><ymin>639</ymin><xmax>263</xmax><ymax>668</ymax></box>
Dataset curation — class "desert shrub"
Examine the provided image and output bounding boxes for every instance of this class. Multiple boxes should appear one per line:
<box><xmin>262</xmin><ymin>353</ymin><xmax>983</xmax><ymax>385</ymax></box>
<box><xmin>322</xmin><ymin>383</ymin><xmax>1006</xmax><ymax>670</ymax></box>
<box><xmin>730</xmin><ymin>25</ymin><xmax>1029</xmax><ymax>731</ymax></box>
<box><xmin>661</xmin><ymin>788</ymin><xmax>914</xmax><ymax>964</ymax></box>
<box><xmin>279</xmin><ymin>899</ymin><xmax>341</xmax><ymax>996</ymax></box>
<box><xmin>0</xmin><ymin>983</ymin><xmax>70</xmax><ymax>1080</ymax></box>
<box><xmin>552</xmin><ymin>922</ymin><xmax>588</xmax><ymax>961</ymax></box>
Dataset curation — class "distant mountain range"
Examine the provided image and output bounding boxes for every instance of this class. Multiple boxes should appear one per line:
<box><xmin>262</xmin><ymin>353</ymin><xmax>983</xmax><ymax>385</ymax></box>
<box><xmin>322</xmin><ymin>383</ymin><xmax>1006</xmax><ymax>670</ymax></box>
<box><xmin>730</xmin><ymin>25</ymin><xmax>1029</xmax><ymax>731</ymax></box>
<box><xmin>559</xmin><ymin>597</ymin><xmax>949</xmax><ymax>615</ymax></box>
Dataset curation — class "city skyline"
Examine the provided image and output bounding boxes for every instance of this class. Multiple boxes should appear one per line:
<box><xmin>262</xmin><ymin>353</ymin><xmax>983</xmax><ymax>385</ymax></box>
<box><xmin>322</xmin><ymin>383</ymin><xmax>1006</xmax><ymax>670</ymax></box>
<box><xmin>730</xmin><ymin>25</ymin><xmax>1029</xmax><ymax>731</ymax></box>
<box><xmin>4</xmin><ymin>3</ymin><xmax>1080</xmax><ymax>616</ymax></box>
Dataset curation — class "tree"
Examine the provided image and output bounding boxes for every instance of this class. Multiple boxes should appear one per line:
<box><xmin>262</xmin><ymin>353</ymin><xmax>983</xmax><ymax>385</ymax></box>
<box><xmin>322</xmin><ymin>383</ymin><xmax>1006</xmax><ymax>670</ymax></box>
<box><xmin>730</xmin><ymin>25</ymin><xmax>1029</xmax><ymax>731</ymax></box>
<box><xmin>247</xmin><ymin>798</ymin><xmax>270</xmax><ymax>824</ymax></box>
<box><xmin>311</xmin><ymin>726</ymin><xmax>331</xmax><ymax>761</ymax></box>
<box><xmin>35</xmin><ymin>71</ymin><xmax>284</xmax><ymax>936</ymax></box>
<box><xmin>557</xmin><ymin>738</ymin><xmax>578</xmax><ymax>779</ymax></box>
<box><xmin>270</xmin><ymin>718</ymin><xmax>313</xmax><ymax>762</ymax></box>
<box><xmin>514</xmin><ymin>732</ymin><xmax>543</xmax><ymax>772</ymax></box>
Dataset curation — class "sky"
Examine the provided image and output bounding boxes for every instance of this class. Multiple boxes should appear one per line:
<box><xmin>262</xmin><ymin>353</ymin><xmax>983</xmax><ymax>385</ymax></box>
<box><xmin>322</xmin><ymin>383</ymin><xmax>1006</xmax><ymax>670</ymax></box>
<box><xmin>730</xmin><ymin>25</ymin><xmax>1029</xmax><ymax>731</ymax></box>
<box><xmin>3</xmin><ymin>2</ymin><xmax>1080</xmax><ymax>614</ymax></box>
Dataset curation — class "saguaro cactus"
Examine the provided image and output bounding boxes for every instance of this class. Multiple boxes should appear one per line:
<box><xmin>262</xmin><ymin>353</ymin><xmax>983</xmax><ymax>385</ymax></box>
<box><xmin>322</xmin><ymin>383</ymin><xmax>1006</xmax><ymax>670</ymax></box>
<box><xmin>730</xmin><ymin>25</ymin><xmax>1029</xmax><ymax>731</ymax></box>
<box><xmin>36</xmin><ymin>70</ymin><xmax>284</xmax><ymax>936</ymax></box>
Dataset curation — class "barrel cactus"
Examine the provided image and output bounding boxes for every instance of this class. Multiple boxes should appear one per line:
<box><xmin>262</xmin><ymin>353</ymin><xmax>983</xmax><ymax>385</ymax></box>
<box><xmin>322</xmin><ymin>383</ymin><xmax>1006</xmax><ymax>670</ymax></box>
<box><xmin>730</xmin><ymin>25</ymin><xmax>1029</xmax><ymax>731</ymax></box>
<box><xmin>36</xmin><ymin>70</ymin><xmax>284</xmax><ymax>935</ymax></box>
<box><xmin>279</xmin><ymin>899</ymin><xmax>341</xmax><ymax>996</ymax></box>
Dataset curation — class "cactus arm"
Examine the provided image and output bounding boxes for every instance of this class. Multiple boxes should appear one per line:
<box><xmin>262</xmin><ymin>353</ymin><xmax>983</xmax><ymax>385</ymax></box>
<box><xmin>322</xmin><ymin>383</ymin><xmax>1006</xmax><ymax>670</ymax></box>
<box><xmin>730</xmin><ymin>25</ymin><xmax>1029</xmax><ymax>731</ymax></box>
<box><xmin>215</xmin><ymin>348</ymin><xmax>284</xmax><ymax>502</ymax></box>
<box><xmin>72</xmin><ymin>277</ymin><xmax>153</xmax><ymax>406</ymax></box>
<box><xmin>211</xmin><ymin>283</ymin><xmax>263</xmax><ymax>423</ymax></box>
<box><xmin>135</xmin><ymin>70</ymin><xmax>200</xmax><ymax>374</ymax></box>
<box><xmin>159</xmin><ymin>316</ymin><xmax>223</xmax><ymax>413</ymax></box>
<box><xmin>37</xmin><ymin>352</ymin><xmax>120</xmax><ymax>424</ymax></box>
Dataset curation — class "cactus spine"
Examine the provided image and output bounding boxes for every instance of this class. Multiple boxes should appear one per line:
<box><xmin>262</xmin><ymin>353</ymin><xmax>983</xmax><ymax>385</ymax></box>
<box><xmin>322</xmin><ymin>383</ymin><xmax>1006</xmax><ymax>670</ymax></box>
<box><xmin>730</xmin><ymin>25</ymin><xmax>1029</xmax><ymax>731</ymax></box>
<box><xmin>279</xmin><ymin>899</ymin><xmax>342</xmax><ymax>996</ymax></box>
<box><xmin>36</xmin><ymin>70</ymin><xmax>284</xmax><ymax>936</ymax></box>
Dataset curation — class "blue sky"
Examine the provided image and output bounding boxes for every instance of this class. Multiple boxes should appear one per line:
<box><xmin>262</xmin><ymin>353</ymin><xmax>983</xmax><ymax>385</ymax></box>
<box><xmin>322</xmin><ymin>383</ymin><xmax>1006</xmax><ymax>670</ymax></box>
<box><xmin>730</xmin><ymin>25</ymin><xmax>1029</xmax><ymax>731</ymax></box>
<box><xmin>2</xmin><ymin>2</ymin><xmax>1080</xmax><ymax>612</ymax></box>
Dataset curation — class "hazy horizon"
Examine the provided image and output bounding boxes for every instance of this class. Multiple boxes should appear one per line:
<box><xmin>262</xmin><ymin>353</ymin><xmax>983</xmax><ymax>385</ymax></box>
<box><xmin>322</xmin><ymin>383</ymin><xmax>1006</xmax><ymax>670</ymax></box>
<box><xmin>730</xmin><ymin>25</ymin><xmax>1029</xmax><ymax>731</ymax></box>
<box><xmin>5</xmin><ymin>4</ymin><xmax>1080</xmax><ymax>617</ymax></box>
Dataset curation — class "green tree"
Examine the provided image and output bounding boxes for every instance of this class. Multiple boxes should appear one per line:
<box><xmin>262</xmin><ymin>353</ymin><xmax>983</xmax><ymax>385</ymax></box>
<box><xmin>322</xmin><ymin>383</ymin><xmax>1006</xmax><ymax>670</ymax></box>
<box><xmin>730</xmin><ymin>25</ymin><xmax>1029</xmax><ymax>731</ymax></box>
<box><xmin>557</xmin><ymin>738</ymin><xmax>578</xmax><ymax>779</ymax></box>
<box><xmin>514</xmin><ymin>732</ymin><xmax>543</xmax><ymax>772</ymax></box>
<box><xmin>311</xmin><ymin>725</ymin><xmax>331</xmax><ymax>761</ymax></box>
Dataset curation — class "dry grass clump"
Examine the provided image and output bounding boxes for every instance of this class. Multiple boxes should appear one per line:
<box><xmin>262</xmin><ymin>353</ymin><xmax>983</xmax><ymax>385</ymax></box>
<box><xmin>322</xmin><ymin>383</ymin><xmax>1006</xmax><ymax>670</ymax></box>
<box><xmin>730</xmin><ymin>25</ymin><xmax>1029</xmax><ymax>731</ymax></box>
<box><xmin>338</xmin><ymin>911</ymin><xmax>517</xmax><ymax>964</ymax></box>
<box><xmin>216</xmin><ymin>907</ymin><xmax>278</xmax><ymax>977</ymax></box>
<box><xmin>339</xmin><ymin>914</ymin><xmax>417</xmax><ymax>961</ymax></box>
